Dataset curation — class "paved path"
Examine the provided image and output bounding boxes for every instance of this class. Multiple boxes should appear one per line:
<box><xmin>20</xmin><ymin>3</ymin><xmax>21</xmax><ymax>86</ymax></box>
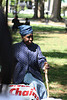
<box><xmin>30</xmin><ymin>21</ymin><xmax>65</xmax><ymax>27</ymax></box>
<box><xmin>8</xmin><ymin>18</ymin><xmax>65</xmax><ymax>27</ymax></box>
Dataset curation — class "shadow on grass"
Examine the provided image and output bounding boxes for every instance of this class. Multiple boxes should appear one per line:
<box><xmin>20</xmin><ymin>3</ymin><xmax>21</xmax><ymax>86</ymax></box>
<box><xmin>42</xmin><ymin>51</ymin><xmax>67</xmax><ymax>84</ymax></box>
<box><xmin>33</xmin><ymin>32</ymin><xmax>60</xmax><ymax>41</ymax></box>
<box><xmin>42</xmin><ymin>63</ymin><xmax>67</xmax><ymax>85</ymax></box>
<box><xmin>42</xmin><ymin>51</ymin><xmax>67</xmax><ymax>99</ymax></box>
<box><xmin>42</xmin><ymin>51</ymin><xmax>67</xmax><ymax>59</ymax></box>
<box><xmin>48</xmin><ymin>64</ymin><xmax>67</xmax><ymax>100</ymax></box>
<box><xmin>12</xmin><ymin>36</ymin><xmax>21</xmax><ymax>43</ymax></box>
<box><xmin>32</xmin><ymin>26</ymin><xmax>65</xmax><ymax>33</ymax></box>
<box><xmin>42</xmin><ymin>62</ymin><xmax>67</xmax><ymax>99</ymax></box>
<box><xmin>12</xmin><ymin>31</ymin><xmax>21</xmax><ymax>43</ymax></box>
<box><xmin>48</xmin><ymin>64</ymin><xmax>67</xmax><ymax>85</ymax></box>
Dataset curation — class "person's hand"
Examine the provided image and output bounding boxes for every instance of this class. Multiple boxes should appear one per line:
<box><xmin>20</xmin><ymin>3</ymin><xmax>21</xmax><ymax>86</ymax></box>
<box><xmin>43</xmin><ymin>62</ymin><xmax>50</xmax><ymax>72</ymax></box>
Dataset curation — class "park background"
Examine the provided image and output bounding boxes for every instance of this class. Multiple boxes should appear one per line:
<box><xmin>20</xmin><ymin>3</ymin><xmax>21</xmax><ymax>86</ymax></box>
<box><xmin>0</xmin><ymin>0</ymin><xmax>67</xmax><ymax>100</ymax></box>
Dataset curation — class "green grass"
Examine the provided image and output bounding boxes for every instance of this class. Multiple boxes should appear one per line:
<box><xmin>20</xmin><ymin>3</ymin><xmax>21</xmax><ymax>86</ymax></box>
<box><xmin>8</xmin><ymin>12</ymin><xmax>67</xmax><ymax>20</ymax></box>
<box><xmin>32</xmin><ymin>24</ymin><xmax>65</xmax><ymax>32</ymax></box>
<box><xmin>12</xmin><ymin>25</ymin><xmax>67</xmax><ymax>100</ymax></box>
<box><xmin>8</xmin><ymin>13</ymin><xmax>34</xmax><ymax>18</ymax></box>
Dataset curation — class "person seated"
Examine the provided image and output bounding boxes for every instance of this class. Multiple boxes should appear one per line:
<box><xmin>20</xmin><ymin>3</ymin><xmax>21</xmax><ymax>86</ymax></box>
<box><xmin>12</xmin><ymin>15</ymin><xmax>20</xmax><ymax>31</ymax></box>
<box><xmin>25</xmin><ymin>18</ymin><xmax>30</xmax><ymax>25</ymax></box>
<box><xmin>13</xmin><ymin>25</ymin><xmax>49</xmax><ymax>100</ymax></box>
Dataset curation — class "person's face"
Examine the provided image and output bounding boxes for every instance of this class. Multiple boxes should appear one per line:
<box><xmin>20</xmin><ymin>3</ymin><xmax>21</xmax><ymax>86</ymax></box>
<box><xmin>22</xmin><ymin>33</ymin><xmax>33</xmax><ymax>45</ymax></box>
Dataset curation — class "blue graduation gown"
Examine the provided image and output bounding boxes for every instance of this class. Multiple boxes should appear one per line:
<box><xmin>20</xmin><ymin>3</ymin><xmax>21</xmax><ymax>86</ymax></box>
<box><xmin>13</xmin><ymin>41</ymin><xmax>47</xmax><ymax>84</ymax></box>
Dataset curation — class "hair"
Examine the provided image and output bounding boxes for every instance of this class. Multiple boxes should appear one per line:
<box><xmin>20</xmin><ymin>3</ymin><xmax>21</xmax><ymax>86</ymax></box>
<box><xmin>25</xmin><ymin>18</ymin><xmax>28</xmax><ymax>20</ymax></box>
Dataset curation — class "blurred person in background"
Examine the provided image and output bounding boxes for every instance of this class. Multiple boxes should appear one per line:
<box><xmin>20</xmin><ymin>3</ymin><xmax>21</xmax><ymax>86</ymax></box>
<box><xmin>25</xmin><ymin>18</ymin><xmax>30</xmax><ymax>25</ymax></box>
<box><xmin>12</xmin><ymin>15</ymin><xmax>20</xmax><ymax>32</ymax></box>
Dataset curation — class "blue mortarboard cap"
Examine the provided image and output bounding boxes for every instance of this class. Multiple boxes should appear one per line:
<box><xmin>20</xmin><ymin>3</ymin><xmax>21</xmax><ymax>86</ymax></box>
<box><xmin>18</xmin><ymin>25</ymin><xmax>33</xmax><ymax>36</ymax></box>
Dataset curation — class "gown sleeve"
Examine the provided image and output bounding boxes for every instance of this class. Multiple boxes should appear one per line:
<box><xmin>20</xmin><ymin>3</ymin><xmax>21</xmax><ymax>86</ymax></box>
<box><xmin>37</xmin><ymin>45</ymin><xmax>47</xmax><ymax>69</ymax></box>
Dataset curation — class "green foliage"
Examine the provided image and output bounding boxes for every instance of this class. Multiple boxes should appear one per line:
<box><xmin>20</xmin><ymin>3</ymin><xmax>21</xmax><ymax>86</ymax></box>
<box><xmin>17</xmin><ymin>4</ymin><xmax>21</xmax><ymax>12</ymax></box>
<box><xmin>61</xmin><ymin>0</ymin><xmax>65</xmax><ymax>2</ymax></box>
<box><xmin>20</xmin><ymin>0</ymin><xmax>31</xmax><ymax>1</ymax></box>
<box><xmin>2</xmin><ymin>0</ymin><xmax>6</xmax><ymax>6</ymax></box>
<box><xmin>11</xmin><ymin>0</ymin><xmax>15</xmax><ymax>6</ymax></box>
<box><xmin>8</xmin><ymin>13</ymin><xmax>14</xmax><ymax>18</ymax></box>
<box><xmin>24</xmin><ymin>5</ymin><xmax>27</xmax><ymax>10</ymax></box>
<box><xmin>8</xmin><ymin>13</ymin><xmax>34</xmax><ymax>18</ymax></box>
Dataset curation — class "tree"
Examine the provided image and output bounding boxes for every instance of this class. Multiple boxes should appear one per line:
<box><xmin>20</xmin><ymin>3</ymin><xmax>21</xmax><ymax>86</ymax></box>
<box><xmin>0</xmin><ymin>0</ymin><xmax>2</xmax><ymax>7</ymax></box>
<box><xmin>33</xmin><ymin>0</ymin><xmax>45</xmax><ymax>19</ymax></box>
<box><xmin>38</xmin><ymin>0</ymin><xmax>44</xmax><ymax>18</ymax></box>
<box><xmin>50</xmin><ymin>0</ymin><xmax>63</xmax><ymax>22</ymax></box>
<box><xmin>0</xmin><ymin>0</ymin><xmax>8</xmax><ymax>23</ymax></box>
<box><xmin>33</xmin><ymin>0</ymin><xmax>38</xmax><ymax>18</ymax></box>
<box><xmin>6</xmin><ymin>0</ymin><xmax>9</xmax><ymax>23</ymax></box>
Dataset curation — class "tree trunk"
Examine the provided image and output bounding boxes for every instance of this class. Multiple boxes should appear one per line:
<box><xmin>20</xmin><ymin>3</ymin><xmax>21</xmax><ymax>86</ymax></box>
<box><xmin>38</xmin><ymin>0</ymin><xmax>44</xmax><ymax>18</ymax></box>
<box><xmin>0</xmin><ymin>0</ymin><xmax>2</xmax><ymax>7</ymax></box>
<box><xmin>33</xmin><ymin>0</ymin><xmax>38</xmax><ymax>19</ymax></box>
<box><xmin>50</xmin><ymin>0</ymin><xmax>62</xmax><ymax>22</ymax></box>
<box><xmin>6</xmin><ymin>0</ymin><xmax>8</xmax><ymax>24</ymax></box>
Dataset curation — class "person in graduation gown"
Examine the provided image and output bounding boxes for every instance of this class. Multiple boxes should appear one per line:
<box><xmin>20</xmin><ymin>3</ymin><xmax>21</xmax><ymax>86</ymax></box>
<box><xmin>13</xmin><ymin>25</ymin><xmax>49</xmax><ymax>100</ymax></box>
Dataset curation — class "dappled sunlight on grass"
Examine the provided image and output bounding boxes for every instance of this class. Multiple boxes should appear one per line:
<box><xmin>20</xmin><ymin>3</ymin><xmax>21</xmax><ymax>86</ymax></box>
<box><xmin>33</xmin><ymin>33</ymin><xmax>67</xmax><ymax>100</ymax></box>
<box><xmin>32</xmin><ymin>24</ymin><xmax>65</xmax><ymax>32</ymax></box>
<box><xmin>12</xmin><ymin>31</ymin><xmax>22</xmax><ymax>44</ymax></box>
